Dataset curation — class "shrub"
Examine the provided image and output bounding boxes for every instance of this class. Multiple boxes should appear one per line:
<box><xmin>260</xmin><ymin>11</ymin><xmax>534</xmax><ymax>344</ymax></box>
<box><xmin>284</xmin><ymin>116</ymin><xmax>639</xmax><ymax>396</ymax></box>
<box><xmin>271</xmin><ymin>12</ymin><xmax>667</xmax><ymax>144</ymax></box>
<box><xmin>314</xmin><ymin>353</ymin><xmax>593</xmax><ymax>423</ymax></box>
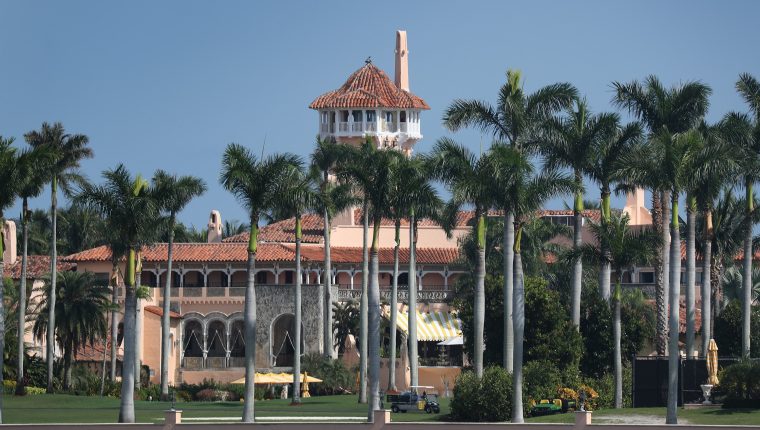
<box><xmin>523</xmin><ymin>361</ymin><xmax>562</xmax><ymax>403</ymax></box>
<box><xmin>137</xmin><ymin>384</ymin><xmax>161</xmax><ymax>401</ymax></box>
<box><xmin>196</xmin><ymin>388</ymin><xmax>238</xmax><ymax>402</ymax></box>
<box><xmin>719</xmin><ymin>360</ymin><xmax>760</xmax><ymax>408</ymax></box>
<box><xmin>450</xmin><ymin>367</ymin><xmax>513</xmax><ymax>422</ymax></box>
<box><xmin>714</xmin><ymin>301</ymin><xmax>760</xmax><ymax>358</ymax></box>
<box><xmin>301</xmin><ymin>353</ymin><xmax>353</xmax><ymax>395</ymax></box>
<box><xmin>588</xmin><ymin>365</ymin><xmax>632</xmax><ymax>409</ymax></box>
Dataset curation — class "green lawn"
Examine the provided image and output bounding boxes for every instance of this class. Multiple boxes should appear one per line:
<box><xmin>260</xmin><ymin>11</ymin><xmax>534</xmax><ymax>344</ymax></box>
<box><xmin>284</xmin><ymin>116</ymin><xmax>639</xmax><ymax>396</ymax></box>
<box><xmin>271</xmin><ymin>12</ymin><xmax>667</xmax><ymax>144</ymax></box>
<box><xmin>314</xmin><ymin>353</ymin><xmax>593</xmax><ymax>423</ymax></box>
<box><xmin>526</xmin><ymin>406</ymin><xmax>760</xmax><ymax>426</ymax></box>
<box><xmin>1</xmin><ymin>394</ymin><xmax>449</xmax><ymax>424</ymax></box>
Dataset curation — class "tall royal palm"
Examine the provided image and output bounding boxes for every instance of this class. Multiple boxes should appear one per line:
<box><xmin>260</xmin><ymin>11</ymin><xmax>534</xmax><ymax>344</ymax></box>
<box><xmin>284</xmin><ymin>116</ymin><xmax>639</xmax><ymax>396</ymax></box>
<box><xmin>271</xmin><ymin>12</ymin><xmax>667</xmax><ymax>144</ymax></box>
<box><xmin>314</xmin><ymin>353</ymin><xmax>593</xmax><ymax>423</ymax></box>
<box><xmin>428</xmin><ymin>138</ymin><xmax>494</xmax><ymax>378</ymax></box>
<box><xmin>577</xmin><ymin>214</ymin><xmax>656</xmax><ymax>408</ymax></box>
<box><xmin>12</xmin><ymin>144</ymin><xmax>53</xmax><ymax>395</ymax></box>
<box><xmin>443</xmin><ymin>69</ymin><xmax>576</xmax><ymax>370</ymax></box>
<box><xmin>220</xmin><ymin>144</ymin><xmax>299</xmax><ymax>422</ymax></box>
<box><xmin>33</xmin><ymin>271</ymin><xmax>113</xmax><ymax>390</ymax></box>
<box><xmin>24</xmin><ymin>122</ymin><xmax>93</xmax><ymax>392</ymax></box>
<box><xmin>488</xmin><ymin>144</ymin><xmax>575</xmax><ymax>422</ymax></box>
<box><xmin>275</xmin><ymin>159</ymin><xmax>315</xmax><ymax>404</ymax></box>
<box><xmin>339</xmin><ymin>142</ymin><xmax>399</xmax><ymax>416</ymax></box>
<box><xmin>731</xmin><ymin>73</ymin><xmax>760</xmax><ymax>358</ymax></box>
<box><xmin>540</xmin><ymin>98</ymin><xmax>617</xmax><ymax>325</ymax></box>
<box><xmin>76</xmin><ymin>165</ymin><xmax>158</xmax><ymax>423</ymax></box>
<box><xmin>587</xmin><ymin>119</ymin><xmax>643</xmax><ymax>300</ymax></box>
<box><xmin>613</xmin><ymin>76</ymin><xmax>711</xmax><ymax>362</ymax></box>
<box><xmin>388</xmin><ymin>155</ymin><xmax>442</xmax><ymax>388</ymax></box>
<box><xmin>621</xmin><ymin>128</ymin><xmax>716</xmax><ymax>424</ymax></box>
<box><xmin>310</xmin><ymin>138</ymin><xmax>352</xmax><ymax>359</ymax></box>
<box><xmin>152</xmin><ymin>170</ymin><xmax>206</xmax><ymax>400</ymax></box>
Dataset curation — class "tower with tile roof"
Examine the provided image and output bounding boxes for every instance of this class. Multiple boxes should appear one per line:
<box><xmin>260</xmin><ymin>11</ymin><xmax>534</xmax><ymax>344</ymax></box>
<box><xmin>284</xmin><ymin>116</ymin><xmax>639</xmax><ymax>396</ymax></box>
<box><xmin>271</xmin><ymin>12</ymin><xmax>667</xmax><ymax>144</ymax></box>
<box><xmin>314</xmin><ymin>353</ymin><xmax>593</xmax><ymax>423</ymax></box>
<box><xmin>309</xmin><ymin>30</ymin><xmax>429</xmax><ymax>155</ymax></box>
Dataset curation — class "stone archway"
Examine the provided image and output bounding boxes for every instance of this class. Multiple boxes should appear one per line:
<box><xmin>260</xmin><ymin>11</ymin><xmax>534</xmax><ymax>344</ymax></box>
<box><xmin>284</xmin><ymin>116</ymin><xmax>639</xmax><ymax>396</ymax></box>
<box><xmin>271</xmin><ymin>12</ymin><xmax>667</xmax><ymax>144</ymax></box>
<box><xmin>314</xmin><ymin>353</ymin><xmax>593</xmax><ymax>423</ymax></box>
<box><xmin>270</xmin><ymin>313</ymin><xmax>303</xmax><ymax>367</ymax></box>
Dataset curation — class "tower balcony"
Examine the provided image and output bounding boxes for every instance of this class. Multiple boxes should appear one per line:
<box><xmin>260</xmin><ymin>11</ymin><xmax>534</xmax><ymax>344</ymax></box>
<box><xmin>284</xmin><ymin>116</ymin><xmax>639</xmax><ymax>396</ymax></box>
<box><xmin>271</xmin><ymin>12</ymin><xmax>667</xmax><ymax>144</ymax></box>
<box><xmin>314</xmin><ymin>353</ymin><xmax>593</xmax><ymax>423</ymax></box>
<box><xmin>317</xmin><ymin>108</ymin><xmax>423</xmax><ymax>142</ymax></box>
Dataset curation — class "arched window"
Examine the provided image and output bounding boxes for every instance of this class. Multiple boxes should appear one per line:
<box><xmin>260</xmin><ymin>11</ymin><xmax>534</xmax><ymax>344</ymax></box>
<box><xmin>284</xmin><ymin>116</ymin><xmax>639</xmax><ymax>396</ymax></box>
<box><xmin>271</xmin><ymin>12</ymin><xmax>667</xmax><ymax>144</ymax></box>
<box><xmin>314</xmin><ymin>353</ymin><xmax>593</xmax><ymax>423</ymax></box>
<box><xmin>270</xmin><ymin>314</ymin><xmax>304</xmax><ymax>367</ymax></box>
<box><xmin>207</xmin><ymin>321</ymin><xmax>227</xmax><ymax>358</ymax></box>
<box><xmin>397</xmin><ymin>273</ymin><xmax>409</xmax><ymax>286</ymax></box>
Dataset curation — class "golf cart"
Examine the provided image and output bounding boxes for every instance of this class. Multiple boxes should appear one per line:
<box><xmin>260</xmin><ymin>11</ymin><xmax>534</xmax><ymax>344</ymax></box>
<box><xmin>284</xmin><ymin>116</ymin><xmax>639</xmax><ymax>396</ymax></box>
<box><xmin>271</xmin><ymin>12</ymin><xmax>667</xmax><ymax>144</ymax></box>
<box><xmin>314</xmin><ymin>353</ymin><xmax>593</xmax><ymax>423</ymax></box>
<box><xmin>387</xmin><ymin>386</ymin><xmax>440</xmax><ymax>414</ymax></box>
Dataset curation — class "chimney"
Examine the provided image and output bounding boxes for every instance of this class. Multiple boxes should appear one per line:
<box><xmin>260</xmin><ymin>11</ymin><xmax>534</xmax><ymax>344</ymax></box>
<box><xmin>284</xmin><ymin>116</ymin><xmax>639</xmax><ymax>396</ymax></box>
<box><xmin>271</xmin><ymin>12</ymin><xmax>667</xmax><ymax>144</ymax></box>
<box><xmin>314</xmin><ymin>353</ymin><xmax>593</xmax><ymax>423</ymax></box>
<box><xmin>623</xmin><ymin>188</ymin><xmax>652</xmax><ymax>226</ymax></box>
<box><xmin>3</xmin><ymin>219</ymin><xmax>17</xmax><ymax>266</ymax></box>
<box><xmin>394</xmin><ymin>30</ymin><xmax>409</xmax><ymax>91</ymax></box>
<box><xmin>207</xmin><ymin>210</ymin><xmax>223</xmax><ymax>243</ymax></box>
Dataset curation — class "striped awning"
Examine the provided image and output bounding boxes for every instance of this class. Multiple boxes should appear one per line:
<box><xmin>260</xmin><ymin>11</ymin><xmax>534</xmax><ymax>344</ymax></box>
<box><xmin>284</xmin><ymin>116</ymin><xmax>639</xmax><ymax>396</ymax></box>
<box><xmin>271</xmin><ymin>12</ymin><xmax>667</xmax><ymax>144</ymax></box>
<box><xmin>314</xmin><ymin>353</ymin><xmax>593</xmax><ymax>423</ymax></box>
<box><xmin>392</xmin><ymin>311</ymin><xmax>462</xmax><ymax>342</ymax></box>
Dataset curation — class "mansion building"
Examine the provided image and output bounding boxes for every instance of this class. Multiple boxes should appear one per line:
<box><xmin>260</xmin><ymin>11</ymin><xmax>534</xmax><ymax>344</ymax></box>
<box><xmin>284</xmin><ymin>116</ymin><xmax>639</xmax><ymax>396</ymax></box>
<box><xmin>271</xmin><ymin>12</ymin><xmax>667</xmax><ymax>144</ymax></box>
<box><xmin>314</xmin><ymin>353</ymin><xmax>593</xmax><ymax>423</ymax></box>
<box><xmin>2</xmin><ymin>31</ymin><xmax>727</xmax><ymax>393</ymax></box>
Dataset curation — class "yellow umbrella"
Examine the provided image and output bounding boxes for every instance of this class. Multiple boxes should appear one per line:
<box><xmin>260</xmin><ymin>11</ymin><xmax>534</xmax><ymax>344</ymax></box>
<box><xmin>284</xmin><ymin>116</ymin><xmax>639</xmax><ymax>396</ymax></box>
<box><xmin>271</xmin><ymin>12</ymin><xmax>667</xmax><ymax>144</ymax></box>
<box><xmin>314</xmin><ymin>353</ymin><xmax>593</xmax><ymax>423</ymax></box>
<box><xmin>231</xmin><ymin>372</ymin><xmax>287</xmax><ymax>384</ymax></box>
<box><xmin>707</xmin><ymin>339</ymin><xmax>719</xmax><ymax>386</ymax></box>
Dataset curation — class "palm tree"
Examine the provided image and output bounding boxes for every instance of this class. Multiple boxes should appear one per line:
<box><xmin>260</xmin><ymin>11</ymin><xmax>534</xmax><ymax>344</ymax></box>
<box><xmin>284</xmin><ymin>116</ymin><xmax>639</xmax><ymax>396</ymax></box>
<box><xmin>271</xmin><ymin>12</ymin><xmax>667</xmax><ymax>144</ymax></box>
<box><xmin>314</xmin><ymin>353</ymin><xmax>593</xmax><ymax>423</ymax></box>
<box><xmin>152</xmin><ymin>170</ymin><xmax>206</xmax><ymax>399</ymax></box>
<box><xmin>332</xmin><ymin>300</ymin><xmax>359</xmax><ymax>356</ymax></box>
<box><xmin>32</xmin><ymin>271</ymin><xmax>114</xmax><ymax>390</ymax></box>
<box><xmin>273</xmin><ymin>159</ymin><xmax>314</xmax><ymax>404</ymax></box>
<box><xmin>723</xmin><ymin>266</ymin><xmax>760</xmax><ymax>306</ymax></box>
<box><xmin>0</xmin><ymin>136</ymin><xmax>22</xmax><ymax>423</ymax></box>
<box><xmin>444</xmin><ymin>69</ymin><xmax>576</xmax><ymax>371</ymax></box>
<box><xmin>428</xmin><ymin>138</ymin><xmax>495</xmax><ymax>378</ymax></box>
<box><xmin>587</xmin><ymin>119</ymin><xmax>643</xmax><ymax>300</ymax></box>
<box><xmin>338</xmin><ymin>142</ymin><xmax>400</xmax><ymax>416</ymax></box>
<box><xmin>24</xmin><ymin>122</ymin><xmax>93</xmax><ymax>392</ymax></box>
<box><xmin>539</xmin><ymin>98</ymin><xmax>617</xmax><ymax>326</ymax></box>
<box><xmin>310</xmin><ymin>138</ymin><xmax>352</xmax><ymax>359</ymax></box>
<box><xmin>731</xmin><ymin>73</ymin><xmax>760</xmax><ymax>358</ymax></box>
<box><xmin>11</xmin><ymin>144</ymin><xmax>53</xmax><ymax>395</ymax></box>
<box><xmin>223</xmin><ymin>220</ymin><xmax>248</xmax><ymax>238</ymax></box>
<box><xmin>75</xmin><ymin>165</ymin><xmax>158</xmax><ymax>423</ymax></box>
<box><xmin>336</xmin><ymin>141</ymin><xmax>376</xmax><ymax>404</ymax></box>
<box><xmin>387</xmin><ymin>155</ymin><xmax>442</xmax><ymax>389</ymax></box>
<box><xmin>576</xmin><ymin>214</ymin><xmax>657</xmax><ymax>408</ymax></box>
<box><xmin>613</xmin><ymin>77</ymin><xmax>711</xmax><ymax>363</ymax></box>
<box><xmin>220</xmin><ymin>144</ymin><xmax>299</xmax><ymax>422</ymax></box>
<box><xmin>488</xmin><ymin>144</ymin><xmax>574</xmax><ymax>422</ymax></box>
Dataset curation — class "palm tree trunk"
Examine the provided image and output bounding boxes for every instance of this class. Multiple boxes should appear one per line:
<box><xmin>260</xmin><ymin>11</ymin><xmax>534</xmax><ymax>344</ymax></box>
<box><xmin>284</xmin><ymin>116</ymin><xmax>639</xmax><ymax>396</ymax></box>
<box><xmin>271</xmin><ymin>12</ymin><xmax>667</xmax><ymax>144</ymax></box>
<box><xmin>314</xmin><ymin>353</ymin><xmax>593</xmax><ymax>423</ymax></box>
<box><xmin>701</xmin><ymin>210</ymin><xmax>713</xmax><ymax>358</ymax></box>
<box><xmin>242</xmin><ymin>223</ymin><xmax>258</xmax><ymax>423</ymax></box>
<box><xmin>408</xmin><ymin>213</ymin><xmax>419</xmax><ymax>387</ymax></box>
<box><xmin>685</xmin><ymin>196</ymin><xmax>696</xmax><ymax>359</ymax></box>
<box><xmin>503</xmin><ymin>212</ymin><xmax>514</xmax><ymax>372</ymax></box>
<box><xmin>742</xmin><ymin>179</ymin><xmax>753</xmax><ymax>358</ymax></box>
<box><xmin>652</xmin><ymin>190</ymin><xmax>667</xmax><ymax>355</ymax></box>
<box><xmin>388</xmin><ymin>220</ymin><xmax>400</xmax><ymax>391</ymax></box>
<box><xmin>118</xmin><ymin>249</ymin><xmax>137</xmax><ymax>423</ymax></box>
<box><xmin>613</xmin><ymin>276</ymin><xmax>622</xmax><ymax>408</ymax></box>
<box><xmin>100</xmin><ymin>330</ymin><xmax>108</xmax><ymax>396</ymax></box>
<box><xmin>323</xmin><ymin>208</ymin><xmax>335</xmax><ymax>359</ymax></box>
<box><xmin>359</xmin><ymin>205</ymin><xmax>368</xmax><ymax>403</ymax></box>
<box><xmin>134</xmin><ymin>268</ymin><xmax>143</xmax><ymax>389</ymax></box>
<box><xmin>571</xmin><ymin>180</ymin><xmax>583</xmax><ymax>328</ymax></box>
<box><xmin>47</xmin><ymin>176</ymin><xmax>58</xmax><ymax>394</ymax></box>
<box><xmin>292</xmin><ymin>215</ymin><xmax>302</xmax><ymax>404</ymax></box>
<box><xmin>473</xmin><ymin>213</ymin><xmax>486</xmax><ymax>377</ymax></box>
<box><xmin>600</xmin><ymin>189</ymin><xmax>612</xmax><ymax>301</ymax></box>
<box><xmin>511</xmin><ymin>223</ymin><xmax>525</xmax><ymax>423</ymax></box>
<box><xmin>63</xmin><ymin>338</ymin><xmax>73</xmax><ymax>391</ymax></box>
<box><xmin>368</xmin><ymin>219</ymin><xmax>382</xmax><ymax>418</ymax></box>
<box><xmin>160</xmin><ymin>217</ymin><xmax>175</xmax><ymax>399</ymax></box>
<box><xmin>666</xmin><ymin>191</ymin><xmax>680</xmax><ymax>425</ymax></box>
<box><xmin>16</xmin><ymin>198</ymin><xmax>30</xmax><ymax>395</ymax></box>
<box><xmin>110</xmin><ymin>260</ymin><xmax>118</xmax><ymax>382</ymax></box>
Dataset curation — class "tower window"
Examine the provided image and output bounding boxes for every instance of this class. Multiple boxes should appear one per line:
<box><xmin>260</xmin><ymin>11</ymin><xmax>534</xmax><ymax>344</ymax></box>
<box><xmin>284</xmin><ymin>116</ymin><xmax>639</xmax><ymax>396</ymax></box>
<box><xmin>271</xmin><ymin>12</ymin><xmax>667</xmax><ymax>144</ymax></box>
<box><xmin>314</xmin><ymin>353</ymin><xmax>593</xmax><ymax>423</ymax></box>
<box><xmin>400</xmin><ymin>111</ymin><xmax>407</xmax><ymax>122</ymax></box>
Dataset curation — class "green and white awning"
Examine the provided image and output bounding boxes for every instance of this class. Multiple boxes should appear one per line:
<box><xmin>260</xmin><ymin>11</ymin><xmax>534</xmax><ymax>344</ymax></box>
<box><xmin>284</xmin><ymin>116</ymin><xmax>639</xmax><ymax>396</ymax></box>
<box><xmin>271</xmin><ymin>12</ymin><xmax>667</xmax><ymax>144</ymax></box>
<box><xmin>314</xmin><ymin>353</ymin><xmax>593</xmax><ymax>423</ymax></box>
<box><xmin>392</xmin><ymin>311</ymin><xmax>462</xmax><ymax>342</ymax></box>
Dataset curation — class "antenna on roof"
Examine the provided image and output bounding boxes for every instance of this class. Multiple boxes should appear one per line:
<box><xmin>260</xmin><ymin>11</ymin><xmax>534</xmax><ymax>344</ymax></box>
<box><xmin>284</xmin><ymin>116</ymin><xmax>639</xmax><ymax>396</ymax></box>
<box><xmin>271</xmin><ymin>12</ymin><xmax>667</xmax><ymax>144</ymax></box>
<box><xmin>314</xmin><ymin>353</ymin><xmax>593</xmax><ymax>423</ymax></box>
<box><xmin>261</xmin><ymin>133</ymin><xmax>267</xmax><ymax>159</ymax></box>
<box><xmin>365</xmin><ymin>56</ymin><xmax>372</xmax><ymax>64</ymax></box>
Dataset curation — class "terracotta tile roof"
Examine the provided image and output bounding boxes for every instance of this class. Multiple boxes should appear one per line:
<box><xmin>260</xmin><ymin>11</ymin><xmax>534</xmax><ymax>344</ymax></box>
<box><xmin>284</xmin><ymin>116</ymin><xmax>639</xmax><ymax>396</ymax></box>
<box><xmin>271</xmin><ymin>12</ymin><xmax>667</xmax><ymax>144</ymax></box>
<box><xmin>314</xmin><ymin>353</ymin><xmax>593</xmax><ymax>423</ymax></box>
<box><xmin>74</xmin><ymin>336</ymin><xmax>122</xmax><ymax>362</ymax></box>
<box><xmin>144</xmin><ymin>305</ymin><xmax>181</xmax><ymax>319</ymax></box>
<box><xmin>352</xmin><ymin>208</ymin><xmax>474</xmax><ymax>228</ymax></box>
<box><xmin>64</xmin><ymin>243</ymin><xmax>459</xmax><ymax>266</ymax></box>
<box><xmin>63</xmin><ymin>243</ymin><xmax>298</xmax><ymax>263</ymax></box>
<box><xmin>645</xmin><ymin>298</ymin><xmax>702</xmax><ymax>335</ymax></box>
<box><xmin>299</xmin><ymin>246</ymin><xmax>459</xmax><ymax>265</ymax></box>
<box><xmin>309</xmin><ymin>63</ymin><xmax>430</xmax><ymax>110</ymax></box>
<box><xmin>224</xmin><ymin>214</ymin><xmax>325</xmax><ymax>244</ymax></box>
<box><xmin>3</xmin><ymin>255</ymin><xmax>75</xmax><ymax>280</ymax></box>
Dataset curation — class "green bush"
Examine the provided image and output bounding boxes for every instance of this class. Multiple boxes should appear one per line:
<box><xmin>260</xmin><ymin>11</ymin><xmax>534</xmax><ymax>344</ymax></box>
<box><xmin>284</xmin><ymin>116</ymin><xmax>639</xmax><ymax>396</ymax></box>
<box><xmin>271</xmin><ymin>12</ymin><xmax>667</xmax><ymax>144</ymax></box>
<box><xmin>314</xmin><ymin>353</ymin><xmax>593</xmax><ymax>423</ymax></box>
<box><xmin>450</xmin><ymin>367</ymin><xmax>513</xmax><ymax>422</ymax></box>
<box><xmin>523</xmin><ymin>361</ymin><xmax>562</xmax><ymax>402</ymax></box>
<box><xmin>714</xmin><ymin>301</ymin><xmax>760</xmax><ymax>358</ymax></box>
<box><xmin>586</xmin><ymin>365</ymin><xmax>632</xmax><ymax>409</ymax></box>
<box><xmin>719</xmin><ymin>360</ymin><xmax>760</xmax><ymax>408</ymax></box>
<box><xmin>301</xmin><ymin>353</ymin><xmax>353</xmax><ymax>395</ymax></box>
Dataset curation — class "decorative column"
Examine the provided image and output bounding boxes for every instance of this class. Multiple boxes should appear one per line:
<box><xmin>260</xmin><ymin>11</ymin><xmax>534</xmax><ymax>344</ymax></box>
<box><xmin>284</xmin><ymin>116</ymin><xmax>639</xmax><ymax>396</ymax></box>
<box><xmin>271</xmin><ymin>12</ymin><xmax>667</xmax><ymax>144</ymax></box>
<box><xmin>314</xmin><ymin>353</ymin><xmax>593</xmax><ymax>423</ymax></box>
<box><xmin>201</xmin><ymin>321</ymin><xmax>208</xmax><ymax>369</ymax></box>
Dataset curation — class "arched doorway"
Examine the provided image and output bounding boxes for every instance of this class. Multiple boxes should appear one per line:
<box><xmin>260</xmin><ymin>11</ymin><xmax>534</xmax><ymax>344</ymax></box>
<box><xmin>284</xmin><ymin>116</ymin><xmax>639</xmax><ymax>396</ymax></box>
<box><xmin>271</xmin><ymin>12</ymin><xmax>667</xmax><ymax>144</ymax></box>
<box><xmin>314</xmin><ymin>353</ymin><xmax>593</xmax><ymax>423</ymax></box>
<box><xmin>183</xmin><ymin>320</ymin><xmax>204</xmax><ymax>369</ymax></box>
<box><xmin>270</xmin><ymin>314</ymin><xmax>303</xmax><ymax>367</ymax></box>
<box><xmin>229</xmin><ymin>320</ymin><xmax>245</xmax><ymax>367</ymax></box>
<box><xmin>206</xmin><ymin>320</ymin><xmax>227</xmax><ymax>368</ymax></box>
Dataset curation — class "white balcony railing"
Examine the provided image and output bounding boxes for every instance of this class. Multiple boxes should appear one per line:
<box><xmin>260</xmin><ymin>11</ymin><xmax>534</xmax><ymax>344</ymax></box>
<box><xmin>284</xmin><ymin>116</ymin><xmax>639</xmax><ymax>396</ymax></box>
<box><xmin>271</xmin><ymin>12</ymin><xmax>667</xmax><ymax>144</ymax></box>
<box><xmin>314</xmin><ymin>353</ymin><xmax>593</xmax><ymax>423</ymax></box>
<box><xmin>351</xmin><ymin>122</ymin><xmax>363</xmax><ymax>132</ymax></box>
<box><xmin>338</xmin><ymin>122</ymin><xmax>349</xmax><ymax>132</ymax></box>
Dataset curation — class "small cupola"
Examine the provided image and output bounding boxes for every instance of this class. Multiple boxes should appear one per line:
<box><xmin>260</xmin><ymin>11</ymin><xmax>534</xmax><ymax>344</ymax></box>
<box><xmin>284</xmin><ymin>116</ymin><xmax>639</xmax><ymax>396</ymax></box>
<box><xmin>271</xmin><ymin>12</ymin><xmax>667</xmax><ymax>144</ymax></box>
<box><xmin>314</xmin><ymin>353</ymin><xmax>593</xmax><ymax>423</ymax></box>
<box><xmin>207</xmin><ymin>210</ymin><xmax>222</xmax><ymax>243</ymax></box>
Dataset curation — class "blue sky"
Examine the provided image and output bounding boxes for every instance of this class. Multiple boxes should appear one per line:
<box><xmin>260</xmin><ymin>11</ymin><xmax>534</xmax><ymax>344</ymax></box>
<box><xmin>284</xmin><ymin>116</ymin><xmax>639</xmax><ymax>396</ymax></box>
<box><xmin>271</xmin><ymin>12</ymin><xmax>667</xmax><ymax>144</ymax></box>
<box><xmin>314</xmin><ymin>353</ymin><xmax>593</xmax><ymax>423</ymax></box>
<box><xmin>2</xmin><ymin>1</ymin><xmax>759</xmax><ymax>227</ymax></box>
